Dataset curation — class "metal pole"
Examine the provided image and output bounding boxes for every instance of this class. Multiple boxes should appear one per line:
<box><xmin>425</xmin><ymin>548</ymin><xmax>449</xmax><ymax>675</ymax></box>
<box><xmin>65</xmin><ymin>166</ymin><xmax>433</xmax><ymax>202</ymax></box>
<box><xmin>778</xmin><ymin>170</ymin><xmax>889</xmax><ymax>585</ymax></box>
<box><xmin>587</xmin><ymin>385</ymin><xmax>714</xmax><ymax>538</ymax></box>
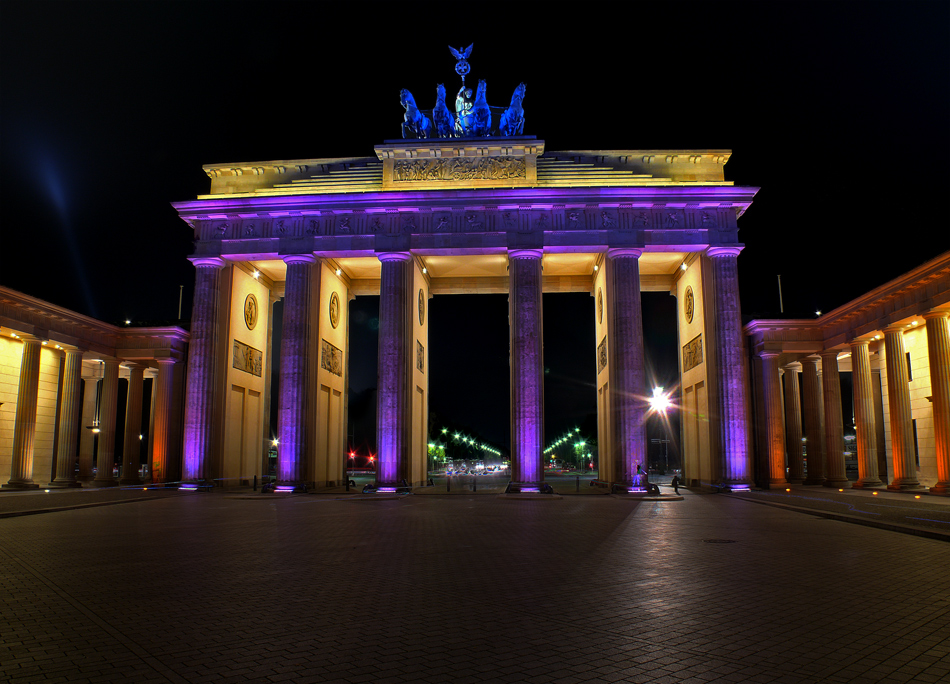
<box><xmin>777</xmin><ymin>275</ymin><xmax>784</xmax><ymax>314</ymax></box>
<box><xmin>178</xmin><ymin>285</ymin><xmax>184</xmax><ymax>320</ymax></box>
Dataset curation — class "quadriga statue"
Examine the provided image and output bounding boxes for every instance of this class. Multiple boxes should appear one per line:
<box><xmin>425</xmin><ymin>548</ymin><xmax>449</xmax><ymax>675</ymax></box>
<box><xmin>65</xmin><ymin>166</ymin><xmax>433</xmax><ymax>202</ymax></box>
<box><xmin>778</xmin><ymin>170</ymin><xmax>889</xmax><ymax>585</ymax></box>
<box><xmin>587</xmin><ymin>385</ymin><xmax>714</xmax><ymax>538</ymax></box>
<box><xmin>500</xmin><ymin>82</ymin><xmax>526</xmax><ymax>137</ymax></box>
<box><xmin>432</xmin><ymin>84</ymin><xmax>455</xmax><ymax>138</ymax></box>
<box><xmin>400</xmin><ymin>88</ymin><xmax>432</xmax><ymax>139</ymax></box>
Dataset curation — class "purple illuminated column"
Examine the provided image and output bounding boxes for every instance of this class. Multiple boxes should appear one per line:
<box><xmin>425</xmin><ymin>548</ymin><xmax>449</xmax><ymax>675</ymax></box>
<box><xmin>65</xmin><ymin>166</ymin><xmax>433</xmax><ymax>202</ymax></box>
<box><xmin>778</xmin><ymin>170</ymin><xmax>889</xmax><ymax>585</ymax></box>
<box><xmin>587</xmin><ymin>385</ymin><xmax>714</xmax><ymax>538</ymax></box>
<box><xmin>820</xmin><ymin>350</ymin><xmax>850</xmax><ymax>488</ymax></box>
<box><xmin>760</xmin><ymin>352</ymin><xmax>786</xmax><ymax>486</ymax></box>
<box><xmin>119</xmin><ymin>363</ymin><xmax>146</xmax><ymax>485</ymax></box>
<box><xmin>3</xmin><ymin>335</ymin><xmax>42</xmax><ymax>489</ymax></box>
<box><xmin>924</xmin><ymin>312</ymin><xmax>950</xmax><ymax>494</ymax></box>
<box><xmin>182</xmin><ymin>257</ymin><xmax>225</xmax><ymax>483</ymax></box>
<box><xmin>801</xmin><ymin>357</ymin><xmax>826</xmax><ymax>485</ymax></box>
<box><xmin>851</xmin><ymin>339</ymin><xmax>882</xmax><ymax>488</ymax></box>
<box><xmin>509</xmin><ymin>249</ymin><xmax>544</xmax><ymax>483</ymax></box>
<box><xmin>707</xmin><ymin>247</ymin><xmax>753</xmax><ymax>486</ymax></box>
<box><xmin>783</xmin><ymin>363</ymin><xmax>804</xmax><ymax>483</ymax></box>
<box><xmin>883</xmin><ymin>326</ymin><xmax>921</xmax><ymax>489</ymax></box>
<box><xmin>50</xmin><ymin>348</ymin><xmax>84</xmax><ymax>488</ymax></box>
<box><xmin>93</xmin><ymin>358</ymin><xmax>120</xmax><ymax>486</ymax></box>
<box><xmin>605</xmin><ymin>248</ymin><xmax>646</xmax><ymax>485</ymax></box>
<box><xmin>376</xmin><ymin>252</ymin><xmax>413</xmax><ymax>486</ymax></box>
<box><xmin>277</xmin><ymin>255</ymin><xmax>316</xmax><ymax>486</ymax></box>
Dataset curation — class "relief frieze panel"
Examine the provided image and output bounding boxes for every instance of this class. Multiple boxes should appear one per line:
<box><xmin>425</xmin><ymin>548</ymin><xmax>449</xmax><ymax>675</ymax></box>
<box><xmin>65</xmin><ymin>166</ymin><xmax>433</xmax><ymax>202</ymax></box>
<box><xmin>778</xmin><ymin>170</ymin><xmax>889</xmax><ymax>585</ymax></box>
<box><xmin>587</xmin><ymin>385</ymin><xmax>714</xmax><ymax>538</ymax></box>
<box><xmin>392</xmin><ymin>156</ymin><xmax>526</xmax><ymax>183</ymax></box>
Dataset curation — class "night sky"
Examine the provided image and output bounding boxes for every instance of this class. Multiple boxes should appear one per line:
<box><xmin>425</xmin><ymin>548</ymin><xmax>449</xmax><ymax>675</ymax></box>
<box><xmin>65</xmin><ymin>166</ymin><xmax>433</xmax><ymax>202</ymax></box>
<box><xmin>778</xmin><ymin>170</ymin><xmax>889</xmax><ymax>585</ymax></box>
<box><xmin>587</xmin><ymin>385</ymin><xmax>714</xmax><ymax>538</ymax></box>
<box><xmin>2</xmin><ymin>3</ymin><xmax>948</xmax><ymax>457</ymax></box>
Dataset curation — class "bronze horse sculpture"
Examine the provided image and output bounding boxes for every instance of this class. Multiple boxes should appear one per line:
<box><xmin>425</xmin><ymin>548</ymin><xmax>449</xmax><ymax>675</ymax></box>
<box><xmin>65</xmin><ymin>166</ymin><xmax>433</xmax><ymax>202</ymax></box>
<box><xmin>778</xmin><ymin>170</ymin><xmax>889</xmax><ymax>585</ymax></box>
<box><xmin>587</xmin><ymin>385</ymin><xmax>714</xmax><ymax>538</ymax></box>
<box><xmin>400</xmin><ymin>88</ymin><xmax>432</xmax><ymax>139</ymax></box>
<box><xmin>500</xmin><ymin>82</ymin><xmax>526</xmax><ymax>137</ymax></box>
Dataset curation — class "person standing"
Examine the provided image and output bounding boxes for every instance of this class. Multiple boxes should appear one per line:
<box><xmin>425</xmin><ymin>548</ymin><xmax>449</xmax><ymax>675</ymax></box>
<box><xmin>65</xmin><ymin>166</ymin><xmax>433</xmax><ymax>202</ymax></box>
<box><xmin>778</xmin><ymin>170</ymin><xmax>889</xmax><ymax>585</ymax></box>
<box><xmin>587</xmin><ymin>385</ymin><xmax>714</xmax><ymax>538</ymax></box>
<box><xmin>671</xmin><ymin>474</ymin><xmax>681</xmax><ymax>494</ymax></box>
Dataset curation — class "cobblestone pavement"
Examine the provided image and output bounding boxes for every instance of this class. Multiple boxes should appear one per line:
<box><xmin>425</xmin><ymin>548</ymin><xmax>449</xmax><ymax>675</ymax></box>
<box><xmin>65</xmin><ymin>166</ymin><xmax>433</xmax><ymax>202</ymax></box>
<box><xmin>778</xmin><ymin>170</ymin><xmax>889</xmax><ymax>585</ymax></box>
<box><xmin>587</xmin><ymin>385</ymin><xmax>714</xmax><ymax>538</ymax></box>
<box><xmin>2</xmin><ymin>489</ymin><xmax>949</xmax><ymax>683</ymax></box>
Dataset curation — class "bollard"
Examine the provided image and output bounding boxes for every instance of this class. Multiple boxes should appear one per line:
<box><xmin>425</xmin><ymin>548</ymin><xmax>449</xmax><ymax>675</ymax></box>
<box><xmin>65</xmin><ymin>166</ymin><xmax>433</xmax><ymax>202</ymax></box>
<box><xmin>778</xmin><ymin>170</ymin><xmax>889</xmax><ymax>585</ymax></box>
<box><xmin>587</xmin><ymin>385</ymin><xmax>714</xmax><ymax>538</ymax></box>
<box><xmin>576</xmin><ymin>475</ymin><xmax>580</xmax><ymax>492</ymax></box>
<box><xmin>253</xmin><ymin>474</ymin><xmax>257</xmax><ymax>492</ymax></box>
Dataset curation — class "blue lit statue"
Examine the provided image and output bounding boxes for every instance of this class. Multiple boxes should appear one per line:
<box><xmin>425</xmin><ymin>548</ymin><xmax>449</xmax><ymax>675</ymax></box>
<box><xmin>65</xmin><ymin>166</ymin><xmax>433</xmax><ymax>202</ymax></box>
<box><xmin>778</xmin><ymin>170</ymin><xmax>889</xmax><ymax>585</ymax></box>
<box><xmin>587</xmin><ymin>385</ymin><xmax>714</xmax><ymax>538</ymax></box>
<box><xmin>471</xmin><ymin>80</ymin><xmax>491</xmax><ymax>136</ymax></box>
<box><xmin>432</xmin><ymin>84</ymin><xmax>455</xmax><ymax>138</ymax></box>
<box><xmin>500</xmin><ymin>82</ymin><xmax>526</xmax><ymax>137</ymax></box>
<box><xmin>454</xmin><ymin>84</ymin><xmax>474</xmax><ymax>136</ymax></box>
<box><xmin>400</xmin><ymin>89</ymin><xmax>432</xmax><ymax>139</ymax></box>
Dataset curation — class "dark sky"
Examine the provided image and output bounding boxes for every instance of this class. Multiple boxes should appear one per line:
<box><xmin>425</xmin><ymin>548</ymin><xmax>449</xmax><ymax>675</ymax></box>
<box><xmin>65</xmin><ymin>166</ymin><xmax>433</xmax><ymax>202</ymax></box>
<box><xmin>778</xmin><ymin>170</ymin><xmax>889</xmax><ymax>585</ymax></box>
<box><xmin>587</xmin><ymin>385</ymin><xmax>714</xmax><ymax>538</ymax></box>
<box><xmin>2</xmin><ymin>2</ymin><xmax>948</xmax><ymax>455</ymax></box>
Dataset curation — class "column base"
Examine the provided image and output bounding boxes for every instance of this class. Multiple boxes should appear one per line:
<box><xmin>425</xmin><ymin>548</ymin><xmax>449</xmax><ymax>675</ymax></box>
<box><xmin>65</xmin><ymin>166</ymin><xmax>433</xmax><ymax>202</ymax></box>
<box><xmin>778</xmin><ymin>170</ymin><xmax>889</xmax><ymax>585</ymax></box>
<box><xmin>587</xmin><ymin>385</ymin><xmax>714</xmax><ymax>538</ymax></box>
<box><xmin>91</xmin><ymin>478</ymin><xmax>119</xmax><ymax>488</ymax></box>
<box><xmin>852</xmin><ymin>479</ymin><xmax>883</xmax><ymax>489</ymax></box>
<box><xmin>47</xmin><ymin>480</ymin><xmax>83</xmax><ymax>489</ymax></box>
<box><xmin>364</xmin><ymin>480</ymin><xmax>409</xmax><ymax>494</ymax></box>
<box><xmin>119</xmin><ymin>477</ymin><xmax>143</xmax><ymax>486</ymax></box>
<box><xmin>2</xmin><ymin>481</ymin><xmax>39</xmax><ymax>490</ymax></box>
<box><xmin>802</xmin><ymin>478</ymin><xmax>825</xmax><ymax>486</ymax></box>
<box><xmin>823</xmin><ymin>479</ymin><xmax>852</xmax><ymax>489</ymax></box>
<box><xmin>505</xmin><ymin>481</ymin><xmax>554</xmax><ymax>494</ymax></box>
<box><xmin>787</xmin><ymin>477</ymin><xmax>805</xmax><ymax>484</ymax></box>
<box><xmin>720</xmin><ymin>481</ymin><xmax>753</xmax><ymax>492</ymax></box>
<box><xmin>887</xmin><ymin>480</ymin><xmax>924</xmax><ymax>491</ymax></box>
<box><xmin>929</xmin><ymin>482</ymin><xmax>950</xmax><ymax>496</ymax></box>
<box><xmin>76</xmin><ymin>475</ymin><xmax>96</xmax><ymax>483</ymax></box>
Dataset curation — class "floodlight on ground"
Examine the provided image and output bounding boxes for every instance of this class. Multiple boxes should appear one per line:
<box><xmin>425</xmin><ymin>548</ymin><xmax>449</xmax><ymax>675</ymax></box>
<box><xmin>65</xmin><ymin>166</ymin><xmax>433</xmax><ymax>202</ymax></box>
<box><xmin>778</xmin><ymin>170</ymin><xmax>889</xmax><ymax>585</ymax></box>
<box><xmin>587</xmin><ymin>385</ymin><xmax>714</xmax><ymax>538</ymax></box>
<box><xmin>648</xmin><ymin>386</ymin><xmax>672</xmax><ymax>414</ymax></box>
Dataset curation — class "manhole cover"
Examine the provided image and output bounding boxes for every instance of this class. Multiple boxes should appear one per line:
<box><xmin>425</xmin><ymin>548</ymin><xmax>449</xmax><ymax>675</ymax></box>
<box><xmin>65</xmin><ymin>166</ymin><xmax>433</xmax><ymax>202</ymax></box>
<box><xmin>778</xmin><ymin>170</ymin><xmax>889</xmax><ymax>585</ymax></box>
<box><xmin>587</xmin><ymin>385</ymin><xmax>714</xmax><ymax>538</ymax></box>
<box><xmin>703</xmin><ymin>539</ymin><xmax>737</xmax><ymax>543</ymax></box>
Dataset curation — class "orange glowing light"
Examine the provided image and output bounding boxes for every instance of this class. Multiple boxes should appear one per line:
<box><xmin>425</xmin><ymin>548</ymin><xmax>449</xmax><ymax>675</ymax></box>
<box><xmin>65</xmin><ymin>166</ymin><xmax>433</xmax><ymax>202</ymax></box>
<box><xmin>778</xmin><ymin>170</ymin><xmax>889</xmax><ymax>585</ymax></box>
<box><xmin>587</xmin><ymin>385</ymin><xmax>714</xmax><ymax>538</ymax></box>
<box><xmin>873</xmin><ymin>491</ymin><xmax>878</xmax><ymax>495</ymax></box>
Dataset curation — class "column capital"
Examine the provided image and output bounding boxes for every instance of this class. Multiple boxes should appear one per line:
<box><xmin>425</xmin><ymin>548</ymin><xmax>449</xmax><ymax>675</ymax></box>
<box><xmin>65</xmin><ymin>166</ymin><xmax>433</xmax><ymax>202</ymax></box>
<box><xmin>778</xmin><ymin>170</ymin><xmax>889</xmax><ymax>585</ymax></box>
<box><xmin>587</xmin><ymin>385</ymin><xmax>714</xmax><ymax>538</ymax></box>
<box><xmin>606</xmin><ymin>247</ymin><xmax>643</xmax><ymax>259</ymax></box>
<box><xmin>376</xmin><ymin>251</ymin><xmax>412</xmax><ymax>262</ymax></box>
<box><xmin>882</xmin><ymin>324</ymin><xmax>909</xmax><ymax>335</ymax></box>
<box><xmin>782</xmin><ymin>361</ymin><xmax>802</xmax><ymax>371</ymax></box>
<box><xmin>189</xmin><ymin>256</ymin><xmax>226</xmax><ymax>269</ymax></box>
<box><xmin>849</xmin><ymin>337</ymin><xmax>872</xmax><ymax>350</ymax></box>
<box><xmin>819</xmin><ymin>348</ymin><xmax>842</xmax><ymax>360</ymax></box>
<box><xmin>283</xmin><ymin>254</ymin><xmax>317</xmax><ymax>265</ymax></box>
<box><xmin>155</xmin><ymin>357</ymin><xmax>178</xmax><ymax>366</ymax></box>
<box><xmin>706</xmin><ymin>246</ymin><xmax>744</xmax><ymax>258</ymax></box>
<box><xmin>508</xmin><ymin>249</ymin><xmax>543</xmax><ymax>260</ymax></box>
<box><xmin>757</xmin><ymin>350</ymin><xmax>781</xmax><ymax>359</ymax></box>
<box><xmin>923</xmin><ymin>310</ymin><xmax>950</xmax><ymax>322</ymax></box>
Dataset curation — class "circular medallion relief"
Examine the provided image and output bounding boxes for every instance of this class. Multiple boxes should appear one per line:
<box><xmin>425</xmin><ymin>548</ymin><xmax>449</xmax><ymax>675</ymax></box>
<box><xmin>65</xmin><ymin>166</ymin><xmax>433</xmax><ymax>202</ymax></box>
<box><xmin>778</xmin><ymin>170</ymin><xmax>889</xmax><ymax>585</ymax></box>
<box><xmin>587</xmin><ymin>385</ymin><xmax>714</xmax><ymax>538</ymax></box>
<box><xmin>244</xmin><ymin>294</ymin><xmax>258</xmax><ymax>330</ymax></box>
<box><xmin>329</xmin><ymin>292</ymin><xmax>340</xmax><ymax>329</ymax></box>
<box><xmin>684</xmin><ymin>286</ymin><xmax>695</xmax><ymax>324</ymax></box>
<box><xmin>418</xmin><ymin>289</ymin><xmax>426</xmax><ymax>325</ymax></box>
<box><xmin>597</xmin><ymin>288</ymin><xmax>603</xmax><ymax>324</ymax></box>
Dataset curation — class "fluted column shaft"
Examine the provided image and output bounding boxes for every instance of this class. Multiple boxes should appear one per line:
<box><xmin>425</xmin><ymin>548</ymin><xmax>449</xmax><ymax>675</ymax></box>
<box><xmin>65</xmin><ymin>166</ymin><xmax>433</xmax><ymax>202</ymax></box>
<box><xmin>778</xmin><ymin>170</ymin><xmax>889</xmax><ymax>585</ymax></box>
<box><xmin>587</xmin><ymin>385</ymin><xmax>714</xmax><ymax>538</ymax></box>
<box><xmin>801</xmin><ymin>358</ymin><xmax>826</xmax><ymax>485</ymax></box>
<box><xmin>376</xmin><ymin>252</ymin><xmax>413</xmax><ymax>486</ymax></box>
<box><xmin>277</xmin><ymin>255</ymin><xmax>316</xmax><ymax>485</ymax></box>
<box><xmin>707</xmin><ymin>247</ymin><xmax>753</xmax><ymax>485</ymax></box>
<box><xmin>851</xmin><ymin>340</ymin><xmax>882</xmax><ymax>487</ymax></box>
<box><xmin>606</xmin><ymin>248</ymin><xmax>646</xmax><ymax>485</ymax></box>
<box><xmin>182</xmin><ymin>257</ymin><xmax>225</xmax><ymax>482</ymax></box>
<box><xmin>508</xmin><ymin>250</ymin><xmax>545</xmax><ymax>483</ymax></box>
<box><xmin>93</xmin><ymin>359</ymin><xmax>120</xmax><ymax>486</ymax></box>
<box><xmin>883</xmin><ymin>326</ymin><xmax>921</xmax><ymax>489</ymax></box>
<box><xmin>924</xmin><ymin>312</ymin><xmax>950</xmax><ymax>494</ymax></box>
<box><xmin>783</xmin><ymin>364</ymin><xmax>804</xmax><ymax>483</ymax></box>
<box><xmin>120</xmin><ymin>363</ymin><xmax>145</xmax><ymax>485</ymax></box>
<box><xmin>50</xmin><ymin>349</ymin><xmax>84</xmax><ymax>487</ymax></box>
<box><xmin>761</xmin><ymin>353</ymin><xmax>786</xmax><ymax>485</ymax></box>
<box><xmin>4</xmin><ymin>335</ymin><xmax>43</xmax><ymax>489</ymax></box>
<box><xmin>151</xmin><ymin>359</ymin><xmax>176</xmax><ymax>484</ymax></box>
<box><xmin>820</xmin><ymin>350</ymin><xmax>850</xmax><ymax>487</ymax></box>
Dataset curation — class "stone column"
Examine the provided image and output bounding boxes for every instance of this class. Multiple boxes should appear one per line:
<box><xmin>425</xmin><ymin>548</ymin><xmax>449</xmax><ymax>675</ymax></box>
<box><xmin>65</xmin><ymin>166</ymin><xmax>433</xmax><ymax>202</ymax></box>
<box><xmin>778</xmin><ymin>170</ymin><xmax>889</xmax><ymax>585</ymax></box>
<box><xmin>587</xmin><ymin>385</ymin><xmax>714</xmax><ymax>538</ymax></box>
<box><xmin>801</xmin><ymin>357</ymin><xmax>826</xmax><ymax>485</ymax></box>
<box><xmin>783</xmin><ymin>362</ymin><xmax>804</xmax><ymax>483</ymax></box>
<box><xmin>3</xmin><ymin>335</ymin><xmax>43</xmax><ymax>489</ymax></box>
<box><xmin>376</xmin><ymin>252</ymin><xmax>413</xmax><ymax>487</ymax></box>
<box><xmin>93</xmin><ymin>358</ymin><xmax>120</xmax><ymax>486</ymax></box>
<box><xmin>150</xmin><ymin>359</ymin><xmax>177</xmax><ymax>484</ymax></box>
<box><xmin>707</xmin><ymin>247</ymin><xmax>753</xmax><ymax>487</ymax></box>
<box><xmin>182</xmin><ymin>257</ymin><xmax>225</xmax><ymax>483</ymax></box>
<box><xmin>78</xmin><ymin>372</ymin><xmax>99</xmax><ymax>482</ymax></box>
<box><xmin>851</xmin><ymin>339</ymin><xmax>882</xmax><ymax>488</ymax></box>
<box><xmin>820</xmin><ymin>350</ymin><xmax>850</xmax><ymax>487</ymax></box>
<box><xmin>924</xmin><ymin>311</ymin><xmax>950</xmax><ymax>494</ymax></box>
<box><xmin>759</xmin><ymin>352</ymin><xmax>786</xmax><ymax>486</ymax></box>
<box><xmin>883</xmin><ymin>326</ymin><xmax>922</xmax><ymax>489</ymax></box>
<box><xmin>606</xmin><ymin>248</ymin><xmax>646</xmax><ymax>486</ymax></box>
<box><xmin>277</xmin><ymin>255</ymin><xmax>317</xmax><ymax>487</ymax></box>
<box><xmin>49</xmin><ymin>348</ymin><xmax>84</xmax><ymax>488</ymax></box>
<box><xmin>118</xmin><ymin>363</ymin><xmax>146</xmax><ymax>485</ymax></box>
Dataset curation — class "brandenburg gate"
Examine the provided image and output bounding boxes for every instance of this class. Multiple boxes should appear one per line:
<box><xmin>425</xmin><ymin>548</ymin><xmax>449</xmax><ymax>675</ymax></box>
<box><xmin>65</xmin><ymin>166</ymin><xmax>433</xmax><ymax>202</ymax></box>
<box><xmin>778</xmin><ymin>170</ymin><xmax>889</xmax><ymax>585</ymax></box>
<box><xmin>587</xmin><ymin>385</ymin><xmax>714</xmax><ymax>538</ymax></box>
<box><xmin>172</xmin><ymin>136</ymin><xmax>758</xmax><ymax>493</ymax></box>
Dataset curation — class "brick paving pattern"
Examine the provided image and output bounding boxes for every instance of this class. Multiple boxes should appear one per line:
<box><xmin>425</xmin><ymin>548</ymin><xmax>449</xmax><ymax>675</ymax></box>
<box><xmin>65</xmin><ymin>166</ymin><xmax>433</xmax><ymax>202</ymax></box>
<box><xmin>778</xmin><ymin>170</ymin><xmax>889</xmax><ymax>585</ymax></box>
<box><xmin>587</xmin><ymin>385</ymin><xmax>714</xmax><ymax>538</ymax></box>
<box><xmin>1</xmin><ymin>488</ymin><xmax>949</xmax><ymax>683</ymax></box>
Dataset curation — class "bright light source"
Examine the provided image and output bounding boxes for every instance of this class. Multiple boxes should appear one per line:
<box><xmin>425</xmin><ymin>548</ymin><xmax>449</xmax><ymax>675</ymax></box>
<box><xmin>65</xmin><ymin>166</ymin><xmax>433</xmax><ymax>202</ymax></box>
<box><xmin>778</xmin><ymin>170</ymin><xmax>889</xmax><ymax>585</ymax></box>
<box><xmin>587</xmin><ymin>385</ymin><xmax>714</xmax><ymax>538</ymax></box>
<box><xmin>815</xmin><ymin>310</ymin><xmax>821</xmax><ymax>316</ymax></box>
<box><xmin>252</xmin><ymin>270</ymin><xmax>260</xmax><ymax>279</ymax></box>
<box><xmin>681</xmin><ymin>263</ymin><xmax>687</xmax><ymax>271</ymax></box>
<box><xmin>873</xmin><ymin>491</ymin><xmax>878</xmax><ymax>496</ymax></box>
<box><xmin>125</xmin><ymin>320</ymin><xmax>131</xmax><ymax>325</ymax></box>
<box><xmin>648</xmin><ymin>386</ymin><xmax>672</xmax><ymax>414</ymax></box>
<box><xmin>422</xmin><ymin>267</ymin><xmax>427</xmax><ymax>274</ymax></box>
<box><xmin>335</xmin><ymin>269</ymin><xmax>342</xmax><ymax>276</ymax></box>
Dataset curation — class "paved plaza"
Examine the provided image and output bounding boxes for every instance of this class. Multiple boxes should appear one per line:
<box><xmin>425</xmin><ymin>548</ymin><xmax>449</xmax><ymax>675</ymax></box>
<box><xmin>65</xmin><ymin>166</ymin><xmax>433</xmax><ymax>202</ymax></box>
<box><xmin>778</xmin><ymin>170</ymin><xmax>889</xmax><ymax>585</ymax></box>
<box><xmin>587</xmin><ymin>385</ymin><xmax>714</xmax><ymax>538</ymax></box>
<box><xmin>2</xmin><ymin>487</ymin><xmax>949</xmax><ymax>684</ymax></box>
